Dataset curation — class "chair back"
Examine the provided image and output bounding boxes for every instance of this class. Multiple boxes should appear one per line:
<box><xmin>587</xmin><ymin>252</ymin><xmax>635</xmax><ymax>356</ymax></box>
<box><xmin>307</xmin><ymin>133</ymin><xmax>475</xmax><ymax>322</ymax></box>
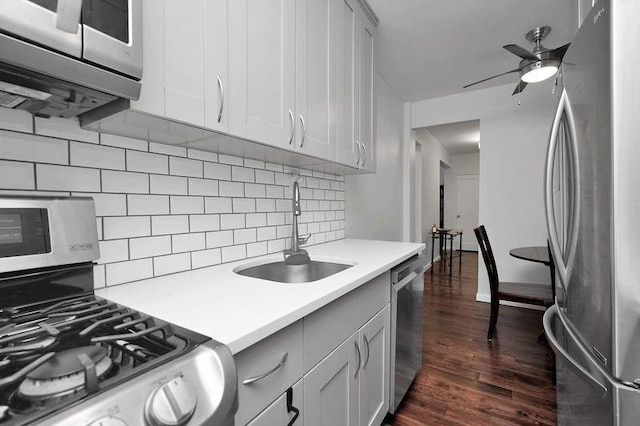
<box><xmin>474</xmin><ymin>226</ymin><xmax>500</xmax><ymax>297</ymax></box>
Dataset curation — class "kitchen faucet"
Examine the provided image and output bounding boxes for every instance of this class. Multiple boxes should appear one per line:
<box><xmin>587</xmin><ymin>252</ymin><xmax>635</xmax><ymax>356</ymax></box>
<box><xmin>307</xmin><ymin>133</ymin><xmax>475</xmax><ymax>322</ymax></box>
<box><xmin>284</xmin><ymin>180</ymin><xmax>311</xmax><ymax>264</ymax></box>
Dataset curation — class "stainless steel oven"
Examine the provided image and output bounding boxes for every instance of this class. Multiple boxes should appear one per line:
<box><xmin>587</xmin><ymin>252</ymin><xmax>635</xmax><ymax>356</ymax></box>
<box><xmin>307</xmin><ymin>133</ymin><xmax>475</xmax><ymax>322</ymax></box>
<box><xmin>389</xmin><ymin>254</ymin><xmax>427</xmax><ymax>413</ymax></box>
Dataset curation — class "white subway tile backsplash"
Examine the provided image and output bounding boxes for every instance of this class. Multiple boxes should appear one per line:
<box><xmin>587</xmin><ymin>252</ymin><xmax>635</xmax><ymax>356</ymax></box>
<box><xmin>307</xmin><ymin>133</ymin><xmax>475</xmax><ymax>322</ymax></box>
<box><xmin>0</xmin><ymin>123</ymin><xmax>344</xmax><ymax>286</ymax></box>
<box><xmin>206</xmin><ymin>230</ymin><xmax>234</xmax><ymax>248</ymax></box>
<box><xmin>98</xmin><ymin>239</ymin><xmax>129</xmax><ymax>264</ymax></box>
<box><xmin>101</xmin><ymin>134</ymin><xmax>148</xmax><ymax>151</ymax></box>
<box><xmin>231</xmin><ymin>166</ymin><xmax>255</xmax><ymax>183</ymax></box>
<box><xmin>127</xmin><ymin>151</ymin><xmax>168</xmax><ymax>174</ymax></box>
<box><xmin>172</xmin><ymin>233</ymin><xmax>205</xmax><ymax>253</ymax></box>
<box><xmin>154</xmin><ymin>253</ymin><xmax>191</xmax><ymax>276</ymax></box>
<box><xmin>218</xmin><ymin>154</ymin><xmax>243</xmax><ymax>166</ymax></box>
<box><xmin>1</xmin><ymin>131</ymin><xmax>68</xmax><ymax>165</ymax></box>
<box><xmin>191</xmin><ymin>248</ymin><xmax>222</xmax><ymax>268</ymax></box>
<box><xmin>102</xmin><ymin>170</ymin><xmax>149</xmax><ymax>194</ymax></box>
<box><xmin>232</xmin><ymin>198</ymin><xmax>255</xmax><ymax>213</ymax></box>
<box><xmin>170</xmin><ymin>196</ymin><xmax>204</xmax><ymax>214</ymax></box>
<box><xmin>190</xmin><ymin>214</ymin><xmax>220</xmax><ymax>232</ymax></box>
<box><xmin>188</xmin><ymin>178</ymin><xmax>218</xmax><ymax>196</ymax></box>
<box><xmin>219</xmin><ymin>181</ymin><xmax>244</xmax><ymax>197</ymax></box>
<box><xmin>71</xmin><ymin>142</ymin><xmax>125</xmax><ymax>170</ymax></box>
<box><xmin>130</xmin><ymin>236</ymin><xmax>172</xmax><ymax>259</ymax></box>
<box><xmin>220</xmin><ymin>214</ymin><xmax>245</xmax><ymax>230</ymax></box>
<box><xmin>234</xmin><ymin>228</ymin><xmax>256</xmax><ymax>244</ymax></box>
<box><xmin>149</xmin><ymin>142</ymin><xmax>186</xmax><ymax>157</ymax></box>
<box><xmin>0</xmin><ymin>109</ymin><xmax>32</xmax><ymax>133</ymax></box>
<box><xmin>152</xmin><ymin>215</ymin><xmax>189</xmax><ymax>235</ymax></box>
<box><xmin>128</xmin><ymin>194</ymin><xmax>169</xmax><ymax>215</ymax></box>
<box><xmin>204</xmin><ymin>163</ymin><xmax>231</xmax><ymax>180</ymax></box>
<box><xmin>222</xmin><ymin>245</ymin><xmax>246</xmax><ymax>262</ymax></box>
<box><xmin>103</xmin><ymin>216</ymin><xmax>150</xmax><ymax>239</ymax></box>
<box><xmin>150</xmin><ymin>175</ymin><xmax>187</xmax><ymax>195</ymax></box>
<box><xmin>0</xmin><ymin>160</ymin><xmax>34</xmax><ymax>190</ymax></box>
<box><xmin>106</xmin><ymin>259</ymin><xmax>153</xmax><ymax>286</ymax></box>
<box><xmin>170</xmin><ymin>157</ymin><xmax>203</xmax><ymax>177</ymax></box>
<box><xmin>205</xmin><ymin>197</ymin><xmax>232</xmax><ymax>214</ymax></box>
<box><xmin>37</xmin><ymin>164</ymin><xmax>100</xmax><ymax>192</ymax></box>
<box><xmin>35</xmin><ymin>117</ymin><xmax>99</xmax><ymax>144</ymax></box>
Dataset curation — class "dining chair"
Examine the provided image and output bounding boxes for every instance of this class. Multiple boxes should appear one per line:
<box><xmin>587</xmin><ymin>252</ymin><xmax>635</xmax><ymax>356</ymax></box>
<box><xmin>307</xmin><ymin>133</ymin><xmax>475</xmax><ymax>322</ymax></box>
<box><xmin>474</xmin><ymin>225</ymin><xmax>554</xmax><ymax>340</ymax></box>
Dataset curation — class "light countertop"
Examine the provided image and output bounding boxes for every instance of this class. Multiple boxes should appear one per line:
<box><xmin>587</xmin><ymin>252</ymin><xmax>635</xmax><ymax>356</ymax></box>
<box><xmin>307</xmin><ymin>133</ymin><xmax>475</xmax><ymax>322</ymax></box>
<box><xmin>95</xmin><ymin>239</ymin><xmax>424</xmax><ymax>354</ymax></box>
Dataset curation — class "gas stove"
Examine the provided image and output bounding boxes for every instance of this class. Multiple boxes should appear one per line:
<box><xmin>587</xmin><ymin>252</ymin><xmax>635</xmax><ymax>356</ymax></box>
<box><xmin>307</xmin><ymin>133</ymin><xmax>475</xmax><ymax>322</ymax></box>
<box><xmin>0</xmin><ymin>196</ymin><xmax>237</xmax><ymax>425</ymax></box>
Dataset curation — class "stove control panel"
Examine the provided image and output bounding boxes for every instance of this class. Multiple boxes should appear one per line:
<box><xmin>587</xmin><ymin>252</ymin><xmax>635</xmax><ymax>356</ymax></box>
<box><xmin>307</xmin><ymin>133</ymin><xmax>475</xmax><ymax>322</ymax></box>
<box><xmin>88</xmin><ymin>416</ymin><xmax>127</xmax><ymax>426</ymax></box>
<box><xmin>144</xmin><ymin>377</ymin><xmax>197</xmax><ymax>426</ymax></box>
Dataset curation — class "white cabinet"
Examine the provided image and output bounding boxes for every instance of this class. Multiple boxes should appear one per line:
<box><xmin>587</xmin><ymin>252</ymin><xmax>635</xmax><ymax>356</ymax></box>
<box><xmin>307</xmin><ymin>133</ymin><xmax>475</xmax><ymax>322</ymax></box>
<box><xmin>247</xmin><ymin>380</ymin><xmax>304</xmax><ymax>426</ymax></box>
<box><xmin>356</xmin><ymin>7</ymin><xmax>376</xmax><ymax>172</ymax></box>
<box><xmin>228</xmin><ymin>0</ymin><xmax>296</xmax><ymax>148</ymax></box>
<box><xmin>303</xmin><ymin>305</ymin><xmax>390</xmax><ymax>426</ymax></box>
<box><xmin>204</xmin><ymin>0</ymin><xmax>229</xmax><ymax>132</ymax></box>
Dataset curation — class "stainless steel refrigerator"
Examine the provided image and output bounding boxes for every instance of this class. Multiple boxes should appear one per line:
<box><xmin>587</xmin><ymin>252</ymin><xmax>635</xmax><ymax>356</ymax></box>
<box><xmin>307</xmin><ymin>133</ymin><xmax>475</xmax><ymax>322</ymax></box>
<box><xmin>542</xmin><ymin>0</ymin><xmax>640</xmax><ymax>424</ymax></box>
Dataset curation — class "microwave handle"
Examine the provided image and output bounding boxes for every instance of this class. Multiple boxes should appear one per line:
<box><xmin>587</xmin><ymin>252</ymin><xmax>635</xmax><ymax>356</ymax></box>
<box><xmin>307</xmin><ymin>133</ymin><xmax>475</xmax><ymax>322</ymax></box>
<box><xmin>56</xmin><ymin>0</ymin><xmax>83</xmax><ymax>34</ymax></box>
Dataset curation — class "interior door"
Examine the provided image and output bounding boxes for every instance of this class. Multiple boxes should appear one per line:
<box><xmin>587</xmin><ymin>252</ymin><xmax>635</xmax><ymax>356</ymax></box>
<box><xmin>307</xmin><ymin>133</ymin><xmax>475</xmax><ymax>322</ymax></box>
<box><xmin>455</xmin><ymin>174</ymin><xmax>479</xmax><ymax>251</ymax></box>
<box><xmin>0</xmin><ymin>0</ymin><xmax>82</xmax><ymax>57</ymax></box>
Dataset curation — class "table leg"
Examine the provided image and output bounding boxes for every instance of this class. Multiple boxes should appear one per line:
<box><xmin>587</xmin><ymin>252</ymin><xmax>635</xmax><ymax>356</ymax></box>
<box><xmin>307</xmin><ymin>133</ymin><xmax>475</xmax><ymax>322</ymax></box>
<box><xmin>430</xmin><ymin>233</ymin><xmax>435</xmax><ymax>274</ymax></box>
<box><xmin>459</xmin><ymin>233</ymin><xmax>463</xmax><ymax>270</ymax></box>
<box><xmin>449</xmin><ymin>235</ymin><xmax>453</xmax><ymax>276</ymax></box>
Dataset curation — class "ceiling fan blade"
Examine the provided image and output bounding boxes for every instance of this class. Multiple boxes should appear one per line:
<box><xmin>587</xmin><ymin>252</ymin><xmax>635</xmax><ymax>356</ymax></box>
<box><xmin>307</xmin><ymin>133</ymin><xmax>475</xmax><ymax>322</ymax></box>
<box><xmin>503</xmin><ymin>44</ymin><xmax>539</xmax><ymax>61</ymax></box>
<box><xmin>550</xmin><ymin>43</ymin><xmax>571</xmax><ymax>60</ymax></box>
<box><xmin>463</xmin><ymin>68</ymin><xmax>521</xmax><ymax>88</ymax></box>
<box><xmin>512</xmin><ymin>80</ymin><xmax>528</xmax><ymax>95</ymax></box>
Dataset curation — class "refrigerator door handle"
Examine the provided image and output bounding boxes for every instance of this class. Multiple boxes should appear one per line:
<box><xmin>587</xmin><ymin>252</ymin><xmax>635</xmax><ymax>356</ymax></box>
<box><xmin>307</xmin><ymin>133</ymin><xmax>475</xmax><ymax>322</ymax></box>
<box><xmin>545</xmin><ymin>89</ymin><xmax>580</xmax><ymax>294</ymax></box>
<box><xmin>544</xmin><ymin>305</ymin><xmax>608</xmax><ymax>395</ymax></box>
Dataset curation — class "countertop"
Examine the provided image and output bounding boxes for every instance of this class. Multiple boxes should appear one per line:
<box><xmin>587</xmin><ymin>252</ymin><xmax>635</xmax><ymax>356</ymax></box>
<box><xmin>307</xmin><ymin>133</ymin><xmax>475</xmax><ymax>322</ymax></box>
<box><xmin>95</xmin><ymin>239</ymin><xmax>424</xmax><ymax>354</ymax></box>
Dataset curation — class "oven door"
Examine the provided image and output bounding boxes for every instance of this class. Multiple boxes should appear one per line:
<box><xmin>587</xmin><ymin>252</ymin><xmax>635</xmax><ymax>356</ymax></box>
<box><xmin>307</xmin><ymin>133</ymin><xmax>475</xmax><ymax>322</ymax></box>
<box><xmin>0</xmin><ymin>0</ymin><xmax>82</xmax><ymax>57</ymax></box>
<box><xmin>82</xmin><ymin>0</ymin><xmax>142</xmax><ymax>79</ymax></box>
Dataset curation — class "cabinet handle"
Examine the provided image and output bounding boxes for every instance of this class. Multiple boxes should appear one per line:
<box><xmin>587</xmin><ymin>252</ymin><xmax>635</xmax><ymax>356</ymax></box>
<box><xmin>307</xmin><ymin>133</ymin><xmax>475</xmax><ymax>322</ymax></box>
<box><xmin>288</xmin><ymin>110</ymin><xmax>295</xmax><ymax>145</ymax></box>
<box><xmin>216</xmin><ymin>75</ymin><xmax>224</xmax><ymax>123</ymax></box>
<box><xmin>242</xmin><ymin>352</ymin><xmax>288</xmax><ymax>385</ymax></box>
<box><xmin>354</xmin><ymin>341</ymin><xmax>361</xmax><ymax>378</ymax></box>
<box><xmin>286</xmin><ymin>387</ymin><xmax>300</xmax><ymax>426</ymax></box>
<box><xmin>299</xmin><ymin>114</ymin><xmax>307</xmax><ymax>148</ymax></box>
<box><xmin>363</xmin><ymin>334</ymin><xmax>370</xmax><ymax>368</ymax></box>
<box><xmin>361</xmin><ymin>143</ymin><xmax>368</xmax><ymax>167</ymax></box>
<box><xmin>353</xmin><ymin>140</ymin><xmax>361</xmax><ymax>166</ymax></box>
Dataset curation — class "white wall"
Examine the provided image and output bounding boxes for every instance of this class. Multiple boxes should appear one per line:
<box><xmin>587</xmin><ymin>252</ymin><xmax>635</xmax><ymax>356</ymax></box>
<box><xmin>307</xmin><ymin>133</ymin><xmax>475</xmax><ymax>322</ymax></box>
<box><xmin>345</xmin><ymin>76</ymin><xmax>404</xmax><ymax>241</ymax></box>
<box><xmin>412</xmin><ymin>83</ymin><xmax>559</xmax><ymax>301</ymax></box>
<box><xmin>0</xmin><ymin>109</ymin><xmax>345</xmax><ymax>288</ymax></box>
<box><xmin>413</xmin><ymin>128</ymin><xmax>451</xmax><ymax>263</ymax></box>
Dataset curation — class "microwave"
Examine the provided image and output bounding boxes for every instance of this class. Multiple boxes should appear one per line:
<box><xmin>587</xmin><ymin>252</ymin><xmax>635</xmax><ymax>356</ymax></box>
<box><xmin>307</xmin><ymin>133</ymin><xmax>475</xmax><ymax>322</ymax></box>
<box><xmin>0</xmin><ymin>0</ymin><xmax>142</xmax><ymax>118</ymax></box>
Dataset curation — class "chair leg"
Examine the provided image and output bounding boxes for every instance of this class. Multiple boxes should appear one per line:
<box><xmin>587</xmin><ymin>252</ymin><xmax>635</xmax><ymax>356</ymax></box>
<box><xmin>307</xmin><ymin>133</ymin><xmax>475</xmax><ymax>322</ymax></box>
<box><xmin>488</xmin><ymin>298</ymin><xmax>499</xmax><ymax>340</ymax></box>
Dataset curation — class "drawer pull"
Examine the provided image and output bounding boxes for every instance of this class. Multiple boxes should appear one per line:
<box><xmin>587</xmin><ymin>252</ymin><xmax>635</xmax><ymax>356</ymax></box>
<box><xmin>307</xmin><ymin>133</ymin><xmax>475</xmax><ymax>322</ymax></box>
<box><xmin>242</xmin><ymin>352</ymin><xmax>288</xmax><ymax>385</ymax></box>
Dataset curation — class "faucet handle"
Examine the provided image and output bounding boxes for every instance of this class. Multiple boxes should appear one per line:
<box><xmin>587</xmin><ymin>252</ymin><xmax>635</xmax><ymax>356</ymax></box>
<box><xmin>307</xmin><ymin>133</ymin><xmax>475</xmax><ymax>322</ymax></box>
<box><xmin>298</xmin><ymin>233</ymin><xmax>312</xmax><ymax>245</ymax></box>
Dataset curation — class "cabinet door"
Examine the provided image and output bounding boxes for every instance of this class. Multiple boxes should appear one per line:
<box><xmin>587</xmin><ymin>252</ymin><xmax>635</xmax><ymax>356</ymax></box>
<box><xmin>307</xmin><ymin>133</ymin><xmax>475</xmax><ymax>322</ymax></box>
<box><xmin>359</xmin><ymin>305</ymin><xmax>390</xmax><ymax>426</ymax></box>
<box><xmin>164</xmin><ymin>0</ymin><xmax>205</xmax><ymax>126</ymax></box>
<box><xmin>295</xmin><ymin>0</ymin><xmax>335</xmax><ymax>159</ymax></box>
<box><xmin>304</xmin><ymin>332</ymin><xmax>359</xmax><ymax>426</ymax></box>
<box><xmin>335</xmin><ymin>0</ymin><xmax>360</xmax><ymax>168</ymax></box>
<box><xmin>228</xmin><ymin>0</ymin><xmax>296</xmax><ymax>148</ymax></box>
<box><xmin>357</xmin><ymin>9</ymin><xmax>376</xmax><ymax>172</ymax></box>
<box><xmin>204</xmin><ymin>0</ymin><xmax>228</xmax><ymax>132</ymax></box>
<box><xmin>247</xmin><ymin>380</ymin><xmax>304</xmax><ymax>426</ymax></box>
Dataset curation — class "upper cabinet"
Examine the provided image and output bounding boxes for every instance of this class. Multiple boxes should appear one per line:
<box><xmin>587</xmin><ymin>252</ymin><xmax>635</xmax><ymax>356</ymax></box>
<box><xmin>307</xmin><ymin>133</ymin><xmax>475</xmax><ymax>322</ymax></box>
<box><xmin>357</xmin><ymin>8</ymin><xmax>376</xmax><ymax>172</ymax></box>
<box><xmin>204</xmin><ymin>0</ymin><xmax>229</xmax><ymax>132</ymax></box>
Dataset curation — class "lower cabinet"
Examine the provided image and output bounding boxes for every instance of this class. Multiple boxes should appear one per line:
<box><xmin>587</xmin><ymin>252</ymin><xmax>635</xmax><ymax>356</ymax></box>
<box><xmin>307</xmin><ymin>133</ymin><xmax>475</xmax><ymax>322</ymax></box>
<box><xmin>303</xmin><ymin>305</ymin><xmax>390</xmax><ymax>426</ymax></box>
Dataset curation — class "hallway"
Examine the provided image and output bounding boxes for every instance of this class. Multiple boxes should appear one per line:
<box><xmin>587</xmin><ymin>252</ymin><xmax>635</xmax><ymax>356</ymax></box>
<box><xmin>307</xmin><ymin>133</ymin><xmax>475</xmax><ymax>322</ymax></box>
<box><xmin>388</xmin><ymin>252</ymin><xmax>557</xmax><ymax>425</ymax></box>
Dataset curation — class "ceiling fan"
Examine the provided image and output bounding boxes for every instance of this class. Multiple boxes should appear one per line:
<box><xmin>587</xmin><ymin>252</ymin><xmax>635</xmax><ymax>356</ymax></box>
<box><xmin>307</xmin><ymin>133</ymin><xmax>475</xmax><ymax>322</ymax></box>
<box><xmin>464</xmin><ymin>26</ymin><xmax>570</xmax><ymax>95</ymax></box>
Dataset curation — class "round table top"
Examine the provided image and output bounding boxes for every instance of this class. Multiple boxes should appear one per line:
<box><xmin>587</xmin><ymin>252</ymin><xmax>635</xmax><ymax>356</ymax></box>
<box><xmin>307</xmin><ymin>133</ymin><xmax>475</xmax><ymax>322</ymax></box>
<box><xmin>509</xmin><ymin>246</ymin><xmax>550</xmax><ymax>265</ymax></box>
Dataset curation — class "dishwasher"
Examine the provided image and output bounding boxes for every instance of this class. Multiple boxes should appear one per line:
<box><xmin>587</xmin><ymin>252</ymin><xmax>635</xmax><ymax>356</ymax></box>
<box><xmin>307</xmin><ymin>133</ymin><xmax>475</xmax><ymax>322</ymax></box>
<box><xmin>389</xmin><ymin>253</ymin><xmax>427</xmax><ymax>413</ymax></box>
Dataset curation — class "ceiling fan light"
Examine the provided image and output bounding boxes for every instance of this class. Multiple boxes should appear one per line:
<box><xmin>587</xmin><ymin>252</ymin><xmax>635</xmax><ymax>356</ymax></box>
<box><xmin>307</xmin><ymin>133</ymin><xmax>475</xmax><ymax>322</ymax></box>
<box><xmin>521</xmin><ymin>61</ymin><xmax>558</xmax><ymax>83</ymax></box>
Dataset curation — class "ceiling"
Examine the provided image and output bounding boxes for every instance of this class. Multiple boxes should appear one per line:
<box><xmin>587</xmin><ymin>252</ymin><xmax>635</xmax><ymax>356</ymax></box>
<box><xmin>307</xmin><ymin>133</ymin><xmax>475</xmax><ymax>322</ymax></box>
<box><xmin>367</xmin><ymin>0</ymin><xmax>579</xmax><ymax>102</ymax></box>
<box><xmin>422</xmin><ymin>120</ymin><xmax>480</xmax><ymax>155</ymax></box>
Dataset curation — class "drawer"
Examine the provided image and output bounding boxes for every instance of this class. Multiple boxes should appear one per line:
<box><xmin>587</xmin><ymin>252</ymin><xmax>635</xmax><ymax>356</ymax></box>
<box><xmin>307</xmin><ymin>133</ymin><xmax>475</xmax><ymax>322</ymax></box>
<box><xmin>303</xmin><ymin>271</ymin><xmax>390</xmax><ymax>372</ymax></box>
<box><xmin>235</xmin><ymin>320</ymin><xmax>303</xmax><ymax>425</ymax></box>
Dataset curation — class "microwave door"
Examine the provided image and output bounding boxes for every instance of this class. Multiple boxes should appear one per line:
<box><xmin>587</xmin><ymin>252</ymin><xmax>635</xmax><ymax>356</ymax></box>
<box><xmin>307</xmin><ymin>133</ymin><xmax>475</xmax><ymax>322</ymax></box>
<box><xmin>82</xmin><ymin>0</ymin><xmax>142</xmax><ymax>79</ymax></box>
<box><xmin>0</xmin><ymin>0</ymin><xmax>82</xmax><ymax>57</ymax></box>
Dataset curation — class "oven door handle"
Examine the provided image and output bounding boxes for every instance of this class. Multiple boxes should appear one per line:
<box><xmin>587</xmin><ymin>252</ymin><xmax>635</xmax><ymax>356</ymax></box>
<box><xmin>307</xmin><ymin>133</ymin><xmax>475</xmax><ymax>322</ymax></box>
<box><xmin>393</xmin><ymin>265</ymin><xmax>427</xmax><ymax>292</ymax></box>
<box><xmin>56</xmin><ymin>0</ymin><xmax>83</xmax><ymax>34</ymax></box>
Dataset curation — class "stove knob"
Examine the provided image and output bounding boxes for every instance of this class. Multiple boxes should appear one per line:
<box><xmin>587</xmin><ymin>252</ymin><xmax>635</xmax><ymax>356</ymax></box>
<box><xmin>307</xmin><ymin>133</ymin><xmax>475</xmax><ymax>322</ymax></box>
<box><xmin>89</xmin><ymin>416</ymin><xmax>127</xmax><ymax>426</ymax></box>
<box><xmin>144</xmin><ymin>377</ymin><xmax>197</xmax><ymax>426</ymax></box>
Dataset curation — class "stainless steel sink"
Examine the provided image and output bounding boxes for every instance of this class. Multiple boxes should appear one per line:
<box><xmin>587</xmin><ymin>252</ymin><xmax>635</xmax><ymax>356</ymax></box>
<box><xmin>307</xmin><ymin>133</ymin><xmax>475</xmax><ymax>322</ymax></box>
<box><xmin>234</xmin><ymin>260</ymin><xmax>353</xmax><ymax>283</ymax></box>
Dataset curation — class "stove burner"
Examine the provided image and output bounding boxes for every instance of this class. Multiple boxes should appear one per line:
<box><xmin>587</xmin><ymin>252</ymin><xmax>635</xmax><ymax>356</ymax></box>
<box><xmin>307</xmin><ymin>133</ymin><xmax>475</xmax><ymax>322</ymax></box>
<box><xmin>17</xmin><ymin>346</ymin><xmax>112</xmax><ymax>399</ymax></box>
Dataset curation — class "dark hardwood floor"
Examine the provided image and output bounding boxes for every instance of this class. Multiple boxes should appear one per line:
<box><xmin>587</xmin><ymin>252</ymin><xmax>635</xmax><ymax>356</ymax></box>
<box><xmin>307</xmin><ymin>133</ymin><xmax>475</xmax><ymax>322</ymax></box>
<box><xmin>388</xmin><ymin>251</ymin><xmax>557</xmax><ymax>425</ymax></box>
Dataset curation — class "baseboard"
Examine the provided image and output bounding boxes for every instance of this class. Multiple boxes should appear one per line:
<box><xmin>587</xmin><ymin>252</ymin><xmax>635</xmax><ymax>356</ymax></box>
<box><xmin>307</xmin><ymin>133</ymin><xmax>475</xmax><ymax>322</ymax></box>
<box><xmin>475</xmin><ymin>292</ymin><xmax>546</xmax><ymax>311</ymax></box>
